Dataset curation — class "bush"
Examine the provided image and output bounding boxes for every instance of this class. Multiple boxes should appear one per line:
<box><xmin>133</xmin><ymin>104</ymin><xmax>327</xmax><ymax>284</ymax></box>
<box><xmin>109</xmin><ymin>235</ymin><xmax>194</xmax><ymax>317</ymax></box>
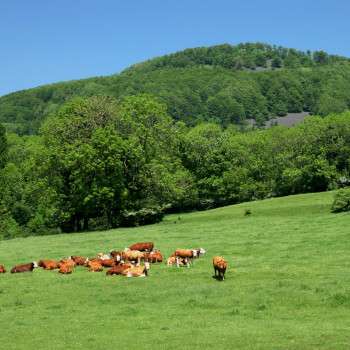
<box><xmin>331</xmin><ymin>188</ymin><xmax>350</xmax><ymax>213</ymax></box>
<box><xmin>120</xmin><ymin>207</ymin><xmax>164</xmax><ymax>227</ymax></box>
<box><xmin>11</xmin><ymin>202</ymin><xmax>32</xmax><ymax>226</ymax></box>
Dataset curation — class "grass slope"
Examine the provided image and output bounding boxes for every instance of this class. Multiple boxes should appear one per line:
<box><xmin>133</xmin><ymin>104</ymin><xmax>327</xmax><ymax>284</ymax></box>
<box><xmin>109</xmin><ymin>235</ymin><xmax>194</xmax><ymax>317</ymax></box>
<box><xmin>0</xmin><ymin>191</ymin><xmax>350</xmax><ymax>349</ymax></box>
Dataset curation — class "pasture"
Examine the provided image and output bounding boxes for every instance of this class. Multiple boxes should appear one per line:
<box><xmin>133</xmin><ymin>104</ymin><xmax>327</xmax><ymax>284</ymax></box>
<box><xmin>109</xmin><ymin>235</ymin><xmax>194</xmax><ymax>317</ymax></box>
<box><xmin>0</xmin><ymin>191</ymin><xmax>350</xmax><ymax>349</ymax></box>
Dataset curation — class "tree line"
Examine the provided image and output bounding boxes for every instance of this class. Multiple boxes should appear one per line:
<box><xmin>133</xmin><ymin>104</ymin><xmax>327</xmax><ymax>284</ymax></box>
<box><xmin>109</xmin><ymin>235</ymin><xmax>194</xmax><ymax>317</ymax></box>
<box><xmin>1</xmin><ymin>43</ymin><xmax>350</xmax><ymax>134</ymax></box>
<box><xmin>0</xmin><ymin>94</ymin><xmax>350</xmax><ymax>239</ymax></box>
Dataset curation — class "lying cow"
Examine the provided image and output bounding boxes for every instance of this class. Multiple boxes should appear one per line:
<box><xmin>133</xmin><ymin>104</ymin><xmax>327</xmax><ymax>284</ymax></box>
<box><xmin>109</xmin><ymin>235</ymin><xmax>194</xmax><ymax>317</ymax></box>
<box><xmin>58</xmin><ymin>258</ymin><xmax>76</xmax><ymax>269</ymax></box>
<box><xmin>38</xmin><ymin>259</ymin><xmax>59</xmax><ymax>270</ymax></box>
<box><xmin>70</xmin><ymin>256</ymin><xmax>88</xmax><ymax>266</ymax></box>
<box><xmin>129</xmin><ymin>242</ymin><xmax>154</xmax><ymax>252</ymax></box>
<box><xmin>122</xmin><ymin>262</ymin><xmax>150</xmax><ymax>277</ymax></box>
<box><xmin>97</xmin><ymin>253</ymin><xmax>112</xmax><ymax>260</ymax></box>
<box><xmin>167</xmin><ymin>256</ymin><xmax>188</xmax><ymax>267</ymax></box>
<box><xmin>59</xmin><ymin>262</ymin><xmax>73</xmax><ymax>274</ymax></box>
<box><xmin>106</xmin><ymin>263</ymin><xmax>133</xmax><ymax>276</ymax></box>
<box><xmin>213</xmin><ymin>256</ymin><xmax>228</xmax><ymax>281</ymax></box>
<box><xmin>0</xmin><ymin>264</ymin><xmax>6</xmax><ymax>273</ymax></box>
<box><xmin>11</xmin><ymin>262</ymin><xmax>38</xmax><ymax>273</ymax></box>
<box><xmin>87</xmin><ymin>260</ymin><xmax>103</xmax><ymax>272</ymax></box>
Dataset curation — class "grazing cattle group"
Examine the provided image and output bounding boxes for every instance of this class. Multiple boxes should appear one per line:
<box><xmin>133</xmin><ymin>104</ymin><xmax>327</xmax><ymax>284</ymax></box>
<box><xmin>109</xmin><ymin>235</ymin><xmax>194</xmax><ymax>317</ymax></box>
<box><xmin>0</xmin><ymin>241</ymin><xmax>229</xmax><ymax>281</ymax></box>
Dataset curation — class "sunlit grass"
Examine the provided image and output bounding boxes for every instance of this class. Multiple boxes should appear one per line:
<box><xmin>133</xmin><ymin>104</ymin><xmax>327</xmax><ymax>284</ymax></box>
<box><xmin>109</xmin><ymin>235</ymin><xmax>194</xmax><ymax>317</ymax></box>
<box><xmin>1</xmin><ymin>191</ymin><xmax>350</xmax><ymax>349</ymax></box>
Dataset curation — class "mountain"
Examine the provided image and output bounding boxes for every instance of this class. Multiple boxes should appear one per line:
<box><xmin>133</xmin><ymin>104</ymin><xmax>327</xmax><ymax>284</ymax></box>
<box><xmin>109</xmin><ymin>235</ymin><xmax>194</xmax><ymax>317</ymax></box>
<box><xmin>1</xmin><ymin>42</ymin><xmax>350</xmax><ymax>134</ymax></box>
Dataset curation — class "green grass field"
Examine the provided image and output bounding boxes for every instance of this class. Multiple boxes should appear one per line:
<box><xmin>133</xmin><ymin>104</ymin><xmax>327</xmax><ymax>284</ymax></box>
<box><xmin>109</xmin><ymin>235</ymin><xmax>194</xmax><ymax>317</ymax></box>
<box><xmin>1</xmin><ymin>191</ymin><xmax>350</xmax><ymax>349</ymax></box>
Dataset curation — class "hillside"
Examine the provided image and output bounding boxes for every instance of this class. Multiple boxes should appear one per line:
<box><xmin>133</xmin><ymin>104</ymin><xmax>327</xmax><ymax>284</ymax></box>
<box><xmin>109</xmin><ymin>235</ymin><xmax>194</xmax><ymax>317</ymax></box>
<box><xmin>1</xmin><ymin>192</ymin><xmax>350</xmax><ymax>349</ymax></box>
<box><xmin>1</xmin><ymin>42</ymin><xmax>350</xmax><ymax>134</ymax></box>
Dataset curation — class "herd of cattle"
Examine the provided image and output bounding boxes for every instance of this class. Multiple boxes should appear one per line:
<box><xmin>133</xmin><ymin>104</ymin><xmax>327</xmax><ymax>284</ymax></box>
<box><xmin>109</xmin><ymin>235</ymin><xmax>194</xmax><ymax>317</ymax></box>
<box><xmin>0</xmin><ymin>241</ymin><xmax>228</xmax><ymax>280</ymax></box>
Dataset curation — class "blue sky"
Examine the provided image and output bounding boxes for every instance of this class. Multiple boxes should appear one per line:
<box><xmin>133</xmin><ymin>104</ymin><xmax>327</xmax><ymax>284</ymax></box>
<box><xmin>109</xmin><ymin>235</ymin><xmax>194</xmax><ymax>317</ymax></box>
<box><xmin>0</xmin><ymin>0</ymin><xmax>349</xmax><ymax>96</ymax></box>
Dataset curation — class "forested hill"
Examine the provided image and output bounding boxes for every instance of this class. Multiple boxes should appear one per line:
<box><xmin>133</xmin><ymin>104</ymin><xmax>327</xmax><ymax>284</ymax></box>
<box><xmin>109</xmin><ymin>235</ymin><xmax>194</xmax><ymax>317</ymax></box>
<box><xmin>1</xmin><ymin>42</ymin><xmax>350</xmax><ymax>134</ymax></box>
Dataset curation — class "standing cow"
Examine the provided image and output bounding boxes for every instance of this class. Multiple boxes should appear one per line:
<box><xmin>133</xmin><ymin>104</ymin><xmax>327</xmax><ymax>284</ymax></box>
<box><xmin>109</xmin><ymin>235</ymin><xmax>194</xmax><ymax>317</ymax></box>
<box><xmin>213</xmin><ymin>256</ymin><xmax>228</xmax><ymax>281</ymax></box>
<box><xmin>129</xmin><ymin>242</ymin><xmax>154</xmax><ymax>252</ymax></box>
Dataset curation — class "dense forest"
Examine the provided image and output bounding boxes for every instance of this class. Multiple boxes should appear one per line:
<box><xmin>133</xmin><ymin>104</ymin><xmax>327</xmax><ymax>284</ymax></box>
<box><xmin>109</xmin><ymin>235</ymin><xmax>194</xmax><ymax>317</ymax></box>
<box><xmin>0</xmin><ymin>43</ymin><xmax>350</xmax><ymax>239</ymax></box>
<box><xmin>0</xmin><ymin>93</ymin><xmax>350</xmax><ymax>239</ymax></box>
<box><xmin>1</xmin><ymin>43</ymin><xmax>350</xmax><ymax>134</ymax></box>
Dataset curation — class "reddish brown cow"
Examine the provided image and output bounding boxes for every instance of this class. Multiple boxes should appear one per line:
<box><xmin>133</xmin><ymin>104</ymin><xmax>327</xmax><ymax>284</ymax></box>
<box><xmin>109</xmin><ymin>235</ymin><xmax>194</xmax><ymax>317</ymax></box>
<box><xmin>59</xmin><ymin>263</ymin><xmax>73</xmax><ymax>274</ymax></box>
<box><xmin>174</xmin><ymin>249</ymin><xmax>197</xmax><ymax>267</ymax></box>
<box><xmin>100</xmin><ymin>258</ymin><xmax>116</xmax><ymax>268</ymax></box>
<box><xmin>106</xmin><ymin>263</ymin><xmax>133</xmax><ymax>276</ymax></box>
<box><xmin>0</xmin><ymin>265</ymin><xmax>6</xmax><ymax>273</ymax></box>
<box><xmin>71</xmin><ymin>256</ymin><xmax>88</xmax><ymax>266</ymax></box>
<box><xmin>58</xmin><ymin>259</ymin><xmax>76</xmax><ymax>269</ymax></box>
<box><xmin>87</xmin><ymin>260</ymin><xmax>103</xmax><ymax>272</ymax></box>
<box><xmin>129</xmin><ymin>242</ymin><xmax>154</xmax><ymax>252</ymax></box>
<box><xmin>213</xmin><ymin>256</ymin><xmax>228</xmax><ymax>281</ymax></box>
<box><xmin>11</xmin><ymin>262</ymin><xmax>38</xmax><ymax>273</ymax></box>
<box><xmin>144</xmin><ymin>251</ymin><xmax>163</xmax><ymax>263</ymax></box>
<box><xmin>38</xmin><ymin>259</ymin><xmax>59</xmax><ymax>270</ymax></box>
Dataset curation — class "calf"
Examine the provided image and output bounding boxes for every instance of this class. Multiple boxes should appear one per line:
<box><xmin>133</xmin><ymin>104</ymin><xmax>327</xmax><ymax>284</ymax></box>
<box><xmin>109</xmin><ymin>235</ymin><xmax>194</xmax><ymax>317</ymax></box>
<box><xmin>38</xmin><ymin>259</ymin><xmax>59</xmax><ymax>270</ymax></box>
<box><xmin>129</xmin><ymin>242</ymin><xmax>154</xmax><ymax>252</ymax></box>
<box><xmin>0</xmin><ymin>264</ymin><xmax>6</xmax><ymax>273</ymax></box>
<box><xmin>213</xmin><ymin>256</ymin><xmax>228</xmax><ymax>281</ymax></box>
<box><xmin>174</xmin><ymin>249</ymin><xmax>197</xmax><ymax>267</ymax></box>
<box><xmin>167</xmin><ymin>256</ymin><xmax>188</xmax><ymax>267</ymax></box>
<box><xmin>11</xmin><ymin>262</ymin><xmax>38</xmax><ymax>273</ymax></box>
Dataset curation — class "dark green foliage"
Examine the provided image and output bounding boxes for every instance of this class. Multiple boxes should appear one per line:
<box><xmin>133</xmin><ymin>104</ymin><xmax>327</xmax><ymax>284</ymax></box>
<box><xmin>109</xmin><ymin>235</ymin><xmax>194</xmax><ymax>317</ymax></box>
<box><xmin>11</xmin><ymin>202</ymin><xmax>32</xmax><ymax>226</ymax></box>
<box><xmin>1</xmin><ymin>43</ymin><xmax>350</xmax><ymax>134</ymax></box>
<box><xmin>0</xmin><ymin>124</ymin><xmax>7</xmax><ymax>169</ymax></box>
<box><xmin>331</xmin><ymin>188</ymin><xmax>350</xmax><ymax>213</ymax></box>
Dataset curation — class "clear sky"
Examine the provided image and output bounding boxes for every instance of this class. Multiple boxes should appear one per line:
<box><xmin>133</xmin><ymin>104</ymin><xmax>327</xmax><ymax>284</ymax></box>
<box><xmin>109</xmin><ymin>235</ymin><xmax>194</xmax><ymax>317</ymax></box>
<box><xmin>1</xmin><ymin>0</ymin><xmax>349</xmax><ymax>96</ymax></box>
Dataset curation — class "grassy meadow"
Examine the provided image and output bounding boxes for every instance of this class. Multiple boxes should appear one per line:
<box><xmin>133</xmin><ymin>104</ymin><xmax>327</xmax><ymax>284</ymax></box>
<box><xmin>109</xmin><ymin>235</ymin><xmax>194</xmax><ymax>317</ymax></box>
<box><xmin>0</xmin><ymin>191</ymin><xmax>350</xmax><ymax>349</ymax></box>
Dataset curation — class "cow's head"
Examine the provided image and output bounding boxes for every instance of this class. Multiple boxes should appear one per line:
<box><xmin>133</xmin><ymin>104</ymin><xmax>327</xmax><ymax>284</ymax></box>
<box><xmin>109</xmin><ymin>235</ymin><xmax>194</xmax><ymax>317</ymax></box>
<box><xmin>32</xmin><ymin>261</ymin><xmax>39</xmax><ymax>268</ymax></box>
<box><xmin>199</xmin><ymin>248</ymin><xmax>206</xmax><ymax>255</ymax></box>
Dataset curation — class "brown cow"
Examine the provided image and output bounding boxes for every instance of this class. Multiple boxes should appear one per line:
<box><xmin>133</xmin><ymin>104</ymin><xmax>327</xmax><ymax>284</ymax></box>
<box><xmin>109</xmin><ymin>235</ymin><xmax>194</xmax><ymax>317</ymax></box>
<box><xmin>38</xmin><ymin>259</ymin><xmax>59</xmax><ymax>270</ymax></box>
<box><xmin>70</xmin><ymin>256</ymin><xmax>88</xmax><ymax>266</ymax></box>
<box><xmin>123</xmin><ymin>249</ymin><xmax>144</xmax><ymax>265</ymax></box>
<box><xmin>106</xmin><ymin>263</ymin><xmax>133</xmax><ymax>276</ymax></box>
<box><xmin>59</xmin><ymin>263</ymin><xmax>73</xmax><ymax>274</ymax></box>
<box><xmin>100</xmin><ymin>258</ymin><xmax>116</xmax><ymax>268</ymax></box>
<box><xmin>122</xmin><ymin>262</ymin><xmax>150</xmax><ymax>277</ymax></box>
<box><xmin>0</xmin><ymin>264</ymin><xmax>6</xmax><ymax>273</ymax></box>
<box><xmin>11</xmin><ymin>262</ymin><xmax>38</xmax><ymax>273</ymax></box>
<box><xmin>174</xmin><ymin>249</ymin><xmax>197</xmax><ymax>267</ymax></box>
<box><xmin>58</xmin><ymin>258</ymin><xmax>76</xmax><ymax>269</ymax></box>
<box><xmin>144</xmin><ymin>251</ymin><xmax>163</xmax><ymax>263</ymax></box>
<box><xmin>129</xmin><ymin>242</ymin><xmax>154</xmax><ymax>252</ymax></box>
<box><xmin>213</xmin><ymin>256</ymin><xmax>228</xmax><ymax>281</ymax></box>
<box><xmin>87</xmin><ymin>260</ymin><xmax>103</xmax><ymax>272</ymax></box>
